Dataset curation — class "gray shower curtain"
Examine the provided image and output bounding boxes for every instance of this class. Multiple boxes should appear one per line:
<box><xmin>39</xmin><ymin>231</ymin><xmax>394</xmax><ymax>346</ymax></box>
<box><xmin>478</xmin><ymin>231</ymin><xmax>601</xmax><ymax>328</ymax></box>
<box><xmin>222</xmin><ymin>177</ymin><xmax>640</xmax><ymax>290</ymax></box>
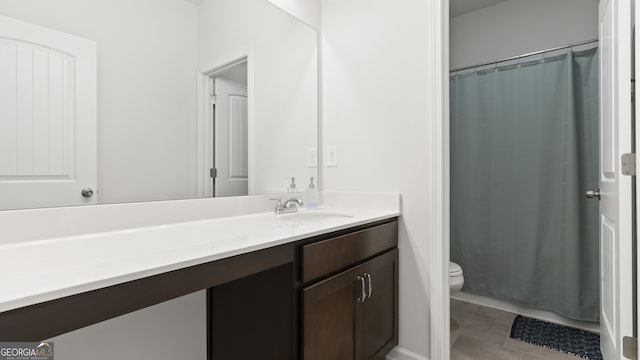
<box><xmin>450</xmin><ymin>48</ymin><xmax>600</xmax><ymax>321</ymax></box>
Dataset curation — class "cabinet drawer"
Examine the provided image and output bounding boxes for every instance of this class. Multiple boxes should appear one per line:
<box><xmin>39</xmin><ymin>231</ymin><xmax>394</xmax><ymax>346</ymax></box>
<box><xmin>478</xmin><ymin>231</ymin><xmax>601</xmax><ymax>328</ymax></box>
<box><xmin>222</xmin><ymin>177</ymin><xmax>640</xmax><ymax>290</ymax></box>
<box><xmin>302</xmin><ymin>220</ymin><xmax>398</xmax><ymax>283</ymax></box>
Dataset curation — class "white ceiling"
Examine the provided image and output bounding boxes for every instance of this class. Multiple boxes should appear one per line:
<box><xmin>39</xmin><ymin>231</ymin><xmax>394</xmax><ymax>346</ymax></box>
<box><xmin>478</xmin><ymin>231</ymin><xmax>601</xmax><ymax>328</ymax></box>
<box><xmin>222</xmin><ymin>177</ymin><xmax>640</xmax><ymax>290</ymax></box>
<box><xmin>450</xmin><ymin>0</ymin><xmax>509</xmax><ymax>17</ymax></box>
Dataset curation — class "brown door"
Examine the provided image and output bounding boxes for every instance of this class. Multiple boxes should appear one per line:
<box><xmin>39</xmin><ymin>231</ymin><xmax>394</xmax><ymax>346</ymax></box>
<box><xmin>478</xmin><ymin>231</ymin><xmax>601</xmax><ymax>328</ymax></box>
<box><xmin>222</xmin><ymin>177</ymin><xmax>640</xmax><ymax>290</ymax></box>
<box><xmin>358</xmin><ymin>249</ymin><xmax>399</xmax><ymax>360</ymax></box>
<box><xmin>302</xmin><ymin>264</ymin><xmax>365</xmax><ymax>360</ymax></box>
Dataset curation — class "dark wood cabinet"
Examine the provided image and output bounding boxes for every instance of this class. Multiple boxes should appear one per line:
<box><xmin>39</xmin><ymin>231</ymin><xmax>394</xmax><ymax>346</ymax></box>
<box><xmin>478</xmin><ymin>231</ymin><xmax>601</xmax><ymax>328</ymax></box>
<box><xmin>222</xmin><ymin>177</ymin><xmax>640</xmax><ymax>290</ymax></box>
<box><xmin>301</xmin><ymin>220</ymin><xmax>398</xmax><ymax>283</ymax></box>
<box><xmin>301</xmin><ymin>221</ymin><xmax>399</xmax><ymax>360</ymax></box>
<box><xmin>302</xmin><ymin>263</ymin><xmax>361</xmax><ymax>360</ymax></box>
<box><xmin>207</xmin><ymin>219</ymin><xmax>399</xmax><ymax>360</ymax></box>
<box><xmin>359</xmin><ymin>250</ymin><xmax>398</xmax><ymax>360</ymax></box>
<box><xmin>303</xmin><ymin>249</ymin><xmax>398</xmax><ymax>360</ymax></box>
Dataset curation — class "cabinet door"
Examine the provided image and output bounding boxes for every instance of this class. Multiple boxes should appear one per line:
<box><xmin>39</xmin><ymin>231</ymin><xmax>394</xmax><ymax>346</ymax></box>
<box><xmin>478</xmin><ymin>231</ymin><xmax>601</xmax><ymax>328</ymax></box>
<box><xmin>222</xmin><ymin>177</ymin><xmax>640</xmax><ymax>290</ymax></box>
<box><xmin>359</xmin><ymin>249</ymin><xmax>399</xmax><ymax>360</ymax></box>
<box><xmin>302</xmin><ymin>264</ymin><xmax>365</xmax><ymax>360</ymax></box>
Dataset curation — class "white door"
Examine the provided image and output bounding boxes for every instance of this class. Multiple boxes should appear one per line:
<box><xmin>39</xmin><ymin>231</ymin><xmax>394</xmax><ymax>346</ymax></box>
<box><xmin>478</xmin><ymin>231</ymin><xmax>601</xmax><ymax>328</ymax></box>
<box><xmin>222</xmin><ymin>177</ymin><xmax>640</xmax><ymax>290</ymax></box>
<box><xmin>214</xmin><ymin>77</ymin><xmax>248</xmax><ymax>197</ymax></box>
<box><xmin>598</xmin><ymin>0</ymin><xmax>634</xmax><ymax>359</ymax></box>
<box><xmin>0</xmin><ymin>15</ymin><xmax>97</xmax><ymax>210</ymax></box>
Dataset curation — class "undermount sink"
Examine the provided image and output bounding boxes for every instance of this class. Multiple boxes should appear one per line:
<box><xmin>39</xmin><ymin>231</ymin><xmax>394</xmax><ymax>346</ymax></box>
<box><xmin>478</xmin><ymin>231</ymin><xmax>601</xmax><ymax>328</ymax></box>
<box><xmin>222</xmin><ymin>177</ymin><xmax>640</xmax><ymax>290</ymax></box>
<box><xmin>278</xmin><ymin>210</ymin><xmax>355</xmax><ymax>221</ymax></box>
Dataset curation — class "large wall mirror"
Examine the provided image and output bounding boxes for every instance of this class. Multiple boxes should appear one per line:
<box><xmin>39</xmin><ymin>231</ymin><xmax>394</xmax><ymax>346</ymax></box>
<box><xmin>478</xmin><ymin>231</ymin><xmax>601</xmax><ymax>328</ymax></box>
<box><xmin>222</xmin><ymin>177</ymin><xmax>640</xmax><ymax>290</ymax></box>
<box><xmin>0</xmin><ymin>0</ymin><xmax>318</xmax><ymax>211</ymax></box>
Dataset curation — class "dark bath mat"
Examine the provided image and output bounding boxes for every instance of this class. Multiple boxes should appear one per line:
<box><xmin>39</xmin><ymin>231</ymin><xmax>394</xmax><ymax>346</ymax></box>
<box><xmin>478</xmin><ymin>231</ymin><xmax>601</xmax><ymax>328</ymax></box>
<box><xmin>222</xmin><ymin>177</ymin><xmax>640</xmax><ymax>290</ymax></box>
<box><xmin>509</xmin><ymin>315</ymin><xmax>602</xmax><ymax>360</ymax></box>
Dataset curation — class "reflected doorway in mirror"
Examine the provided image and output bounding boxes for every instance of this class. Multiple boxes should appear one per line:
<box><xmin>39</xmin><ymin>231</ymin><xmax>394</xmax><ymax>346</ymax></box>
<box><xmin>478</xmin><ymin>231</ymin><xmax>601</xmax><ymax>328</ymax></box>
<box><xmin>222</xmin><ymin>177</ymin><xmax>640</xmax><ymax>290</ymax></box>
<box><xmin>213</xmin><ymin>63</ymin><xmax>249</xmax><ymax>197</ymax></box>
<box><xmin>198</xmin><ymin>57</ymin><xmax>249</xmax><ymax>198</ymax></box>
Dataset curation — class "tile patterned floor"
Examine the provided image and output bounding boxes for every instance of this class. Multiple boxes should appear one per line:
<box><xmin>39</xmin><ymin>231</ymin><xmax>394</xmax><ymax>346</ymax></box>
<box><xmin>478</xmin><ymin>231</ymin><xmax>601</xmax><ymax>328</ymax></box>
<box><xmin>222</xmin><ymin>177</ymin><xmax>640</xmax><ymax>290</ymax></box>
<box><xmin>450</xmin><ymin>299</ymin><xmax>586</xmax><ymax>360</ymax></box>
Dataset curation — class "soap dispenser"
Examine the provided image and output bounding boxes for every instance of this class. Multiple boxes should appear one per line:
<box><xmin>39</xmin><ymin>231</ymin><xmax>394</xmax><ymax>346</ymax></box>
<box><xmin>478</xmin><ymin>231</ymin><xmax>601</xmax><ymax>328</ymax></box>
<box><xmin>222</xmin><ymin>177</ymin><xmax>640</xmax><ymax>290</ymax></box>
<box><xmin>306</xmin><ymin>177</ymin><xmax>318</xmax><ymax>209</ymax></box>
<box><xmin>287</xmin><ymin>177</ymin><xmax>297</xmax><ymax>194</ymax></box>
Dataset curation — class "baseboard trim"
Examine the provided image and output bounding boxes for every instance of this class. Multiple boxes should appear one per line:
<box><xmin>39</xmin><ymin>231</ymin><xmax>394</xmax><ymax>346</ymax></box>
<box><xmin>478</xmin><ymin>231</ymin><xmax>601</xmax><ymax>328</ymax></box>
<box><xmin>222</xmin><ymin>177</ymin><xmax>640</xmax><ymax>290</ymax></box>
<box><xmin>386</xmin><ymin>346</ymin><xmax>429</xmax><ymax>360</ymax></box>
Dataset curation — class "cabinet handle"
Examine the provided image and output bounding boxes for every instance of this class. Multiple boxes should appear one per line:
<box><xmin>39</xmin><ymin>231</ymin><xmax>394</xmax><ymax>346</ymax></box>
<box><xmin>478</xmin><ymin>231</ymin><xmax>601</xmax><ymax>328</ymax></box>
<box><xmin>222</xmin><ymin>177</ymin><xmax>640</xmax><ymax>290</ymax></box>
<box><xmin>356</xmin><ymin>276</ymin><xmax>366</xmax><ymax>302</ymax></box>
<box><xmin>365</xmin><ymin>273</ymin><xmax>372</xmax><ymax>299</ymax></box>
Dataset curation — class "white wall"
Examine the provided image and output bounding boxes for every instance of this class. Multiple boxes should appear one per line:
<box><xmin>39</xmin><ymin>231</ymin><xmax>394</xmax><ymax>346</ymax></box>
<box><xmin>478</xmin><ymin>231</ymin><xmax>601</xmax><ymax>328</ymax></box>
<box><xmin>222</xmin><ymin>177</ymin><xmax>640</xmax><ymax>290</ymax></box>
<box><xmin>267</xmin><ymin>0</ymin><xmax>321</xmax><ymax>30</ymax></box>
<box><xmin>0</xmin><ymin>0</ymin><xmax>199</xmax><ymax>204</ymax></box>
<box><xmin>321</xmin><ymin>0</ymin><xmax>439</xmax><ymax>357</ymax></box>
<box><xmin>199</xmin><ymin>0</ymin><xmax>318</xmax><ymax>194</ymax></box>
<box><xmin>50</xmin><ymin>291</ymin><xmax>206</xmax><ymax>360</ymax></box>
<box><xmin>450</xmin><ymin>0</ymin><xmax>598</xmax><ymax>70</ymax></box>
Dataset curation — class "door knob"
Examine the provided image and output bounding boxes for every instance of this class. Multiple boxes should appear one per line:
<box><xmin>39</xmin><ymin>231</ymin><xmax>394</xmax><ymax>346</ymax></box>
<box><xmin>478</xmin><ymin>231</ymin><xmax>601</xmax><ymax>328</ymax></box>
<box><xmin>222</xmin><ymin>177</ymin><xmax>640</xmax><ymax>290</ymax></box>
<box><xmin>81</xmin><ymin>188</ymin><xmax>94</xmax><ymax>198</ymax></box>
<box><xmin>585</xmin><ymin>189</ymin><xmax>600</xmax><ymax>200</ymax></box>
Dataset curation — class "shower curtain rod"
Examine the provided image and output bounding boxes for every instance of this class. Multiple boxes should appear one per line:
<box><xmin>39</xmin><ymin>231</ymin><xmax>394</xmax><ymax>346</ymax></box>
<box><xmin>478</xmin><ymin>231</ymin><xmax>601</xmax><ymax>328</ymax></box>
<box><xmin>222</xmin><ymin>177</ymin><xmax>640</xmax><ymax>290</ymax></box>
<box><xmin>449</xmin><ymin>38</ymin><xmax>599</xmax><ymax>74</ymax></box>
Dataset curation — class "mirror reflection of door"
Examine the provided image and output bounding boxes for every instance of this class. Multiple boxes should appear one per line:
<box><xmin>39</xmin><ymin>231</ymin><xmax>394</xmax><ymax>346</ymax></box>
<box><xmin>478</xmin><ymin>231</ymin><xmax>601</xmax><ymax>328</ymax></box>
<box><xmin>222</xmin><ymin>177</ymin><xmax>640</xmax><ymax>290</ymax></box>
<box><xmin>0</xmin><ymin>15</ymin><xmax>97</xmax><ymax>210</ymax></box>
<box><xmin>210</xmin><ymin>62</ymin><xmax>248</xmax><ymax>197</ymax></box>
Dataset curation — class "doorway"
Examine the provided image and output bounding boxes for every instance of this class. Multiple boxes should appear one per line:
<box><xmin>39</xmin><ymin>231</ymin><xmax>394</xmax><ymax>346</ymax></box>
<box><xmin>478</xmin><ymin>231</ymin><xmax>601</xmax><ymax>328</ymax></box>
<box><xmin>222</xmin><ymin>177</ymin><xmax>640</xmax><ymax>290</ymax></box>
<box><xmin>443</xmin><ymin>0</ymin><xmax>637</xmax><ymax>359</ymax></box>
<box><xmin>198</xmin><ymin>58</ymin><xmax>249</xmax><ymax>198</ymax></box>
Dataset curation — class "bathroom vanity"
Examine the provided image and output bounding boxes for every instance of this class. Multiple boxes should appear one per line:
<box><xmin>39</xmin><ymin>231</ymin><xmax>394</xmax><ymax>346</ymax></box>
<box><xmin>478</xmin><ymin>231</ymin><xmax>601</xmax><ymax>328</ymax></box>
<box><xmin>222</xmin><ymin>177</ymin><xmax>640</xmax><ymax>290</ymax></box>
<box><xmin>0</xmin><ymin>197</ymin><xmax>399</xmax><ymax>360</ymax></box>
<box><xmin>301</xmin><ymin>221</ymin><xmax>398</xmax><ymax>360</ymax></box>
<box><xmin>209</xmin><ymin>219</ymin><xmax>398</xmax><ymax>359</ymax></box>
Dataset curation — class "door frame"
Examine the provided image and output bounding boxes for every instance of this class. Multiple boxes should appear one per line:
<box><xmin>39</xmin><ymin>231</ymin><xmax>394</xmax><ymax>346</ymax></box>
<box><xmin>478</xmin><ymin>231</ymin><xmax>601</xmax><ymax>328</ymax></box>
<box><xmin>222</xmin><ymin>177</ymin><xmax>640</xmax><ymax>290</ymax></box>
<box><xmin>635</xmin><ymin>0</ymin><xmax>640</xmax><ymax>352</ymax></box>
<box><xmin>196</xmin><ymin>55</ymin><xmax>252</xmax><ymax>198</ymax></box>
<box><xmin>437</xmin><ymin>1</ymin><xmax>639</xmax><ymax>360</ymax></box>
<box><xmin>432</xmin><ymin>1</ymin><xmax>450</xmax><ymax>360</ymax></box>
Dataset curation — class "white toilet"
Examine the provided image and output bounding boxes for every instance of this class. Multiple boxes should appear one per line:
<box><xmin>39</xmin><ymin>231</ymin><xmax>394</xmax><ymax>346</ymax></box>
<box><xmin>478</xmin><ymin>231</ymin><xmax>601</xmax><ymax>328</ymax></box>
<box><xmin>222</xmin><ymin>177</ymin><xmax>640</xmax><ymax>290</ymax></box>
<box><xmin>449</xmin><ymin>261</ymin><xmax>464</xmax><ymax>293</ymax></box>
<box><xmin>449</xmin><ymin>261</ymin><xmax>464</xmax><ymax>347</ymax></box>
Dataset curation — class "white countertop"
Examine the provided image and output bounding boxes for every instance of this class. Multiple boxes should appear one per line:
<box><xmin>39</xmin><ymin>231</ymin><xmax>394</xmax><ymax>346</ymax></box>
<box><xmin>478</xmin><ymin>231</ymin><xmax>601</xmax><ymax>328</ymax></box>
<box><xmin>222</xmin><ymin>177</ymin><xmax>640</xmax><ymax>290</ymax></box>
<box><xmin>0</xmin><ymin>206</ymin><xmax>399</xmax><ymax>313</ymax></box>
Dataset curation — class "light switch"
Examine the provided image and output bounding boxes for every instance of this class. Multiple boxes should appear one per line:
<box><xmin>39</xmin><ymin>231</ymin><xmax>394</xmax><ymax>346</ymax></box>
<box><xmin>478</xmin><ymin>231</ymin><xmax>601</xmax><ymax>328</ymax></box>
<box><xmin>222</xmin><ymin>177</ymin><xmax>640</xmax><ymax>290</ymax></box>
<box><xmin>307</xmin><ymin>147</ymin><xmax>318</xmax><ymax>167</ymax></box>
<box><xmin>327</xmin><ymin>146</ymin><xmax>338</xmax><ymax>167</ymax></box>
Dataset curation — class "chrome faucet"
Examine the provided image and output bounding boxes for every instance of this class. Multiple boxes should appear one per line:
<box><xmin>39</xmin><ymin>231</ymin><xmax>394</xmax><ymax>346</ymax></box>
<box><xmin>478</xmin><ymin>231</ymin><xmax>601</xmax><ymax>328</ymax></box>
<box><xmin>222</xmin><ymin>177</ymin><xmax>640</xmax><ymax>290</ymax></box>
<box><xmin>273</xmin><ymin>197</ymin><xmax>304</xmax><ymax>214</ymax></box>
<box><xmin>272</xmin><ymin>177</ymin><xmax>305</xmax><ymax>214</ymax></box>
<box><xmin>283</xmin><ymin>197</ymin><xmax>303</xmax><ymax>209</ymax></box>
